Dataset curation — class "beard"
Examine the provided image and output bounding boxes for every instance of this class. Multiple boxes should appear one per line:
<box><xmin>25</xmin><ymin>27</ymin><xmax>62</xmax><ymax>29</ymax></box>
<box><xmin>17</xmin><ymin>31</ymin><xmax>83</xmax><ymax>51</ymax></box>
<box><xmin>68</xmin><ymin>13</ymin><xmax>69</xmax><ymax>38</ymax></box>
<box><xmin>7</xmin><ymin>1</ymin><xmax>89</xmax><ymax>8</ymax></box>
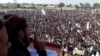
<box><xmin>23</xmin><ymin>34</ymin><xmax>30</xmax><ymax>47</ymax></box>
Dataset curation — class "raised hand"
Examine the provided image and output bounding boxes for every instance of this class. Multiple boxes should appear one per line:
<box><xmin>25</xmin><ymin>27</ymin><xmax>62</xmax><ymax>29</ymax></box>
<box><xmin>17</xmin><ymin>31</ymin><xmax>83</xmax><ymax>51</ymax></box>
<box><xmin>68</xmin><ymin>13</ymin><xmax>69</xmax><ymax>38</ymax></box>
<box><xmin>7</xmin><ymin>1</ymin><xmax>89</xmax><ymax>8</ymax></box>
<box><xmin>34</xmin><ymin>32</ymin><xmax>46</xmax><ymax>51</ymax></box>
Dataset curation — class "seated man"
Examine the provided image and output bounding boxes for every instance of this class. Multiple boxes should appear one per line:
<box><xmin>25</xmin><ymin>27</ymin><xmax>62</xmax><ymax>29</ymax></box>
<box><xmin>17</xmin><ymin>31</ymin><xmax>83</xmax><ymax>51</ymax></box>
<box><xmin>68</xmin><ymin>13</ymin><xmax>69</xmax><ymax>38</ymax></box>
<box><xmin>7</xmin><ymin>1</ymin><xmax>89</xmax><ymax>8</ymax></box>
<box><xmin>0</xmin><ymin>20</ymin><xmax>11</xmax><ymax>56</ymax></box>
<box><xmin>4</xmin><ymin>14</ymin><xmax>47</xmax><ymax>56</ymax></box>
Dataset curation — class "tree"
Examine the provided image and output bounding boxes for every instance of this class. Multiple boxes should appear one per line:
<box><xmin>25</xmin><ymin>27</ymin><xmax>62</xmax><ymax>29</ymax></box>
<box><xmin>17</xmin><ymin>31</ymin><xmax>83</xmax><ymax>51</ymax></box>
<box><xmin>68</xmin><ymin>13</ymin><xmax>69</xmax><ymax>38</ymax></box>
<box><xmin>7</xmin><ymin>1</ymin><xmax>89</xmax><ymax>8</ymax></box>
<box><xmin>17</xmin><ymin>4</ymin><xmax>21</xmax><ymax>8</ymax></box>
<box><xmin>75</xmin><ymin>4</ymin><xmax>79</xmax><ymax>8</ymax></box>
<box><xmin>93</xmin><ymin>3</ymin><xmax>100</xmax><ymax>9</ymax></box>
<box><xmin>0</xmin><ymin>4</ymin><xmax>3</xmax><ymax>8</ymax></box>
<box><xmin>67</xmin><ymin>4</ymin><xmax>72</xmax><ymax>7</ymax></box>
<box><xmin>80</xmin><ymin>3</ymin><xmax>83</xmax><ymax>7</ymax></box>
<box><xmin>58</xmin><ymin>2</ymin><xmax>65</xmax><ymax>7</ymax></box>
<box><xmin>43</xmin><ymin>4</ymin><xmax>47</xmax><ymax>7</ymax></box>
<box><xmin>31</xmin><ymin>3</ymin><xmax>34</xmax><ymax>6</ymax></box>
<box><xmin>84</xmin><ymin>3</ymin><xmax>91</xmax><ymax>7</ymax></box>
<box><xmin>80</xmin><ymin>3</ymin><xmax>91</xmax><ymax>8</ymax></box>
<box><xmin>38</xmin><ymin>4</ymin><xmax>43</xmax><ymax>6</ymax></box>
<box><xmin>22</xmin><ymin>3</ymin><xmax>30</xmax><ymax>5</ymax></box>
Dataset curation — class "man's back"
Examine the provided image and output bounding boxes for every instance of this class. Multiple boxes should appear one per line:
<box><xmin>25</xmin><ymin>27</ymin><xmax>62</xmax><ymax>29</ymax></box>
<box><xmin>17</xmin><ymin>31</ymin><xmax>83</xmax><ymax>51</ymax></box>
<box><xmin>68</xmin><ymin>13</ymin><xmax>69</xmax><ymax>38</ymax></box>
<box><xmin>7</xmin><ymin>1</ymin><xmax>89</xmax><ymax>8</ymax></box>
<box><xmin>8</xmin><ymin>40</ymin><xmax>30</xmax><ymax>56</ymax></box>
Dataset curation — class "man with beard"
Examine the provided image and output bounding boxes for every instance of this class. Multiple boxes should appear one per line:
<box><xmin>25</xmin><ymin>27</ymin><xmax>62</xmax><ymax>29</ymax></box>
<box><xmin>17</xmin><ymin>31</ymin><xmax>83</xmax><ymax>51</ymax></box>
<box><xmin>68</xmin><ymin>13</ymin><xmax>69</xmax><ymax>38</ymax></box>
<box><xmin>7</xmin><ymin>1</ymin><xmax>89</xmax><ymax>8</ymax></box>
<box><xmin>4</xmin><ymin>14</ymin><xmax>47</xmax><ymax>56</ymax></box>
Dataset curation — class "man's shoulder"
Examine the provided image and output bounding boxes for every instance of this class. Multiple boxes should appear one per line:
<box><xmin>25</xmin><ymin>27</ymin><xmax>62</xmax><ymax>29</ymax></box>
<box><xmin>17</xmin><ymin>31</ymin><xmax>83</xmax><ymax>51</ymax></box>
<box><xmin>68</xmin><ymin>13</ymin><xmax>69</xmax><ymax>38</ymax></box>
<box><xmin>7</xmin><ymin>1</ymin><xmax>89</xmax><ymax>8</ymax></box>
<box><xmin>8</xmin><ymin>49</ymin><xmax>27</xmax><ymax>56</ymax></box>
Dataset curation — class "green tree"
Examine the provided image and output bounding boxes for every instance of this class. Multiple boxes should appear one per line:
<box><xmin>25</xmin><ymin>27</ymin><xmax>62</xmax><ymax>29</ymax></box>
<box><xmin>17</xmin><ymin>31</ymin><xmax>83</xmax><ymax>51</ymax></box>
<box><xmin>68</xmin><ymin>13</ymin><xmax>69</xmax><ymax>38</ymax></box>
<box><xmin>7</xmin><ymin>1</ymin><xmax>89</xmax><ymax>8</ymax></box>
<box><xmin>93</xmin><ymin>3</ymin><xmax>100</xmax><ymax>9</ymax></box>
<box><xmin>31</xmin><ymin>3</ymin><xmax>34</xmax><ymax>6</ymax></box>
<box><xmin>22</xmin><ymin>3</ymin><xmax>30</xmax><ymax>5</ymax></box>
<box><xmin>80</xmin><ymin>3</ymin><xmax>83</xmax><ymax>7</ymax></box>
<box><xmin>43</xmin><ymin>4</ymin><xmax>47</xmax><ymax>7</ymax></box>
<box><xmin>17</xmin><ymin>4</ymin><xmax>21</xmax><ymax>8</ymax></box>
<box><xmin>80</xmin><ymin>3</ymin><xmax>91</xmax><ymax>8</ymax></box>
<box><xmin>58</xmin><ymin>2</ymin><xmax>65</xmax><ymax>7</ymax></box>
<box><xmin>0</xmin><ymin>4</ymin><xmax>3</xmax><ymax>8</ymax></box>
<box><xmin>67</xmin><ymin>4</ymin><xmax>72</xmax><ymax>7</ymax></box>
<box><xmin>84</xmin><ymin>3</ymin><xmax>91</xmax><ymax>7</ymax></box>
<box><xmin>38</xmin><ymin>4</ymin><xmax>43</xmax><ymax>6</ymax></box>
<box><xmin>75</xmin><ymin>4</ymin><xmax>79</xmax><ymax>8</ymax></box>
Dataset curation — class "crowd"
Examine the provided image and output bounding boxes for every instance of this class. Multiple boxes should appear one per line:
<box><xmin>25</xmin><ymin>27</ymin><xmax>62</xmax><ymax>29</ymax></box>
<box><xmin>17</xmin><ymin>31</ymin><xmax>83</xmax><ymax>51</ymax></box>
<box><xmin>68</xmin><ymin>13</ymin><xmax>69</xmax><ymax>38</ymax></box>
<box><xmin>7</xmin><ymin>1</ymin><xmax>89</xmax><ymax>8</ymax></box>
<box><xmin>0</xmin><ymin>9</ymin><xmax>100</xmax><ymax>56</ymax></box>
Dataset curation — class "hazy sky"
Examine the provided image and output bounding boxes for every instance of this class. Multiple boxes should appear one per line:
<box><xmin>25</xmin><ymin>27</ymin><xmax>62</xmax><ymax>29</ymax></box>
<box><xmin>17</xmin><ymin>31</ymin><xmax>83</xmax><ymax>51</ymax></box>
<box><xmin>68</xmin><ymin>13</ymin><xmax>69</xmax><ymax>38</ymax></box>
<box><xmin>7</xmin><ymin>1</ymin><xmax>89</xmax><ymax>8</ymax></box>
<box><xmin>0</xmin><ymin>0</ymin><xmax>100</xmax><ymax>5</ymax></box>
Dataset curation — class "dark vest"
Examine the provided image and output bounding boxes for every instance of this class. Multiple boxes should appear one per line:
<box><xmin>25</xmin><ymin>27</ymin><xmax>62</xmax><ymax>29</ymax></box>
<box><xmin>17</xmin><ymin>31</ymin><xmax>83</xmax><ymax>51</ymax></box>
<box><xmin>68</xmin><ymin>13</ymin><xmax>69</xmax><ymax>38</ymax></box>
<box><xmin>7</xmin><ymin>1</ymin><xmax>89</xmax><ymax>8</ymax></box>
<box><xmin>8</xmin><ymin>40</ymin><xmax>31</xmax><ymax>56</ymax></box>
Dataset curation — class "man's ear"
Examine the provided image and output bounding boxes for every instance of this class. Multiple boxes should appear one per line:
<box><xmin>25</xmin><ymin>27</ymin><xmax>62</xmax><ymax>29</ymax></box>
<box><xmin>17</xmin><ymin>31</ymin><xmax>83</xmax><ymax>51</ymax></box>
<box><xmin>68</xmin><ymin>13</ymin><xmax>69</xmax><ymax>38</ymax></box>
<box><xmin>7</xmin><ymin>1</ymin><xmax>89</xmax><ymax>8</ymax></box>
<box><xmin>19</xmin><ymin>30</ymin><xmax>24</xmax><ymax>38</ymax></box>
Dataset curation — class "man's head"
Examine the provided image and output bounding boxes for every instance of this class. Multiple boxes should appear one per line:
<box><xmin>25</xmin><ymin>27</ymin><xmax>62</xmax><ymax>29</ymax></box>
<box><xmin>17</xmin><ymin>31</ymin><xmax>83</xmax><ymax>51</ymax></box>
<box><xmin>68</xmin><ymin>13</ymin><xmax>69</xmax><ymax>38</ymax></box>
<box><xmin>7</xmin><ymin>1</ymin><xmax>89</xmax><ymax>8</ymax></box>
<box><xmin>4</xmin><ymin>15</ymin><xmax>29</xmax><ymax>47</ymax></box>
<box><xmin>0</xmin><ymin>20</ymin><xmax>11</xmax><ymax>56</ymax></box>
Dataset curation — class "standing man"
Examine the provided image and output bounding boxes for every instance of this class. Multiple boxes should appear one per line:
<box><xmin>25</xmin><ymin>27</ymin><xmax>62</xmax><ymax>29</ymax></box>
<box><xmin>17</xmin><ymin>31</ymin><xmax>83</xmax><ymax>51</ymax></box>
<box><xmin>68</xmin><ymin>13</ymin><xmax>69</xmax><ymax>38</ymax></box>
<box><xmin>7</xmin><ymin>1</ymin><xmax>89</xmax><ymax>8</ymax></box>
<box><xmin>4</xmin><ymin>14</ymin><xmax>47</xmax><ymax>56</ymax></box>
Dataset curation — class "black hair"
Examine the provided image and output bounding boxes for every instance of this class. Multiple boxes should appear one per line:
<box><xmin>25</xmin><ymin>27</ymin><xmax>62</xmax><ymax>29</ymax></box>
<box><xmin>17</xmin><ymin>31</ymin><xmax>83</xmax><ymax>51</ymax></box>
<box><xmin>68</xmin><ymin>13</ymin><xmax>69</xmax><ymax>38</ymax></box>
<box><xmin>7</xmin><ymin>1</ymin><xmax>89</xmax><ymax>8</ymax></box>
<box><xmin>6</xmin><ymin>18</ymin><xmax>27</xmax><ymax>43</ymax></box>
<box><xmin>13</xmin><ymin>18</ymin><xmax>27</xmax><ymax>37</ymax></box>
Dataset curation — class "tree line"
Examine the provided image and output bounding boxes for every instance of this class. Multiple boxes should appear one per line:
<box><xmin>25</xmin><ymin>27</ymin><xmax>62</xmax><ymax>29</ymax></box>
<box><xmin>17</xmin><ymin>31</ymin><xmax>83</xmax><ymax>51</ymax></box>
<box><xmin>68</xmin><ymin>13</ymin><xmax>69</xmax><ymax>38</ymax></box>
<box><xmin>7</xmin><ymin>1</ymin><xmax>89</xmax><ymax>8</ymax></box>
<box><xmin>58</xmin><ymin>2</ymin><xmax>100</xmax><ymax>9</ymax></box>
<box><xmin>0</xmin><ymin>3</ymin><xmax>100</xmax><ymax>9</ymax></box>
